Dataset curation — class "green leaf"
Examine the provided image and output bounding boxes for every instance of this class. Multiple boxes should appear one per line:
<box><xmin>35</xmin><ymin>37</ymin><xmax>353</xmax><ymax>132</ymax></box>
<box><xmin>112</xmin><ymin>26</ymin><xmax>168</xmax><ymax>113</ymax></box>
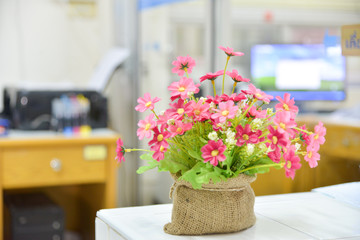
<box><xmin>199</xmin><ymin>137</ymin><xmax>208</xmax><ymax>144</ymax></box>
<box><xmin>136</xmin><ymin>153</ymin><xmax>159</xmax><ymax>174</ymax></box>
<box><xmin>158</xmin><ymin>158</ymin><xmax>190</xmax><ymax>174</ymax></box>
<box><xmin>136</xmin><ymin>164</ymin><xmax>158</xmax><ymax>174</ymax></box>
<box><xmin>188</xmin><ymin>149</ymin><xmax>203</xmax><ymax>161</ymax></box>
<box><xmin>140</xmin><ymin>153</ymin><xmax>155</xmax><ymax>161</ymax></box>
<box><xmin>179</xmin><ymin>162</ymin><xmax>229</xmax><ymax>189</ymax></box>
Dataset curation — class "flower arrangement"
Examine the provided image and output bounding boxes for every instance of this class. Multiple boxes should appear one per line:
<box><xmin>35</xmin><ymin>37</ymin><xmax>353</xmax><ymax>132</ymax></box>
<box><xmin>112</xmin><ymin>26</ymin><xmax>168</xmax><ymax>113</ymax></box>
<box><xmin>116</xmin><ymin>46</ymin><xmax>326</xmax><ymax>189</ymax></box>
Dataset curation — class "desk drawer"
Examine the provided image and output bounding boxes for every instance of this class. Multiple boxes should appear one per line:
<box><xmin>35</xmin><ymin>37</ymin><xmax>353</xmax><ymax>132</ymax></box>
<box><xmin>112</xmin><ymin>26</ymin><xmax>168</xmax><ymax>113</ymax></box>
<box><xmin>321</xmin><ymin>127</ymin><xmax>360</xmax><ymax>161</ymax></box>
<box><xmin>2</xmin><ymin>145</ymin><xmax>107</xmax><ymax>188</ymax></box>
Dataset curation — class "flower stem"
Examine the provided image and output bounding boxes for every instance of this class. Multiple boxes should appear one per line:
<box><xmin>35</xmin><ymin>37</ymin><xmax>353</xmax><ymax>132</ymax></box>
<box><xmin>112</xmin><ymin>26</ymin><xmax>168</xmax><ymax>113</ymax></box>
<box><xmin>293</xmin><ymin>126</ymin><xmax>313</xmax><ymax>135</ymax></box>
<box><xmin>231</xmin><ymin>82</ymin><xmax>237</xmax><ymax>94</ymax></box>
<box><xmin>185</xmin><ymin>67</ymin><xmax>189</xmax><ymax>78</ymax></box>
<box><xmin>211</xmin><ymin>80</ymin><xmax>217</xmax><ymax>96</ymax></box>
<box><xmin>238</xmin><ymin>163</ymin><xmax>283</xmax><ymax>174</ymax></box>
<box><xmin>126</xmin><ymin>148</ymin><xmax>152</xmax><ymax>153</ymax></box>
<box><xmin>151</xmin><ymin>109</ymin><xmax>159</xmax><ymax>119</ymax></box>
<box><xmin>222</xmin><ymin>56</ymin><xmax>230</xmax><ymax>95</ymax></box>
<box><xmin>241</xmin><ymin>99</ymin><xmax>257</xmax><ymax>119</ymax></box>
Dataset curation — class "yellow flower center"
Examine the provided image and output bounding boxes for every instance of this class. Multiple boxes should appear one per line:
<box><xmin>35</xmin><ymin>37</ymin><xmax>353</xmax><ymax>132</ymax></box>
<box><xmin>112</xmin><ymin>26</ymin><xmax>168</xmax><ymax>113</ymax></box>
<box><xmin>176</xmin><ymin>127</ymin><xmax>182</xmax><ymax>133</ymax></box>
<box><xmin>211</xmin><ymin>150</ymin><xmax>219</xmax><ymax>157</ymax></box>
<box><xmin>145</xmin><ymin>123</ymin><xmax>151</xmax><ymax>130</ymax></box>
<box><xmin>157</xmin><ymin>134</ymin><xmax>164</xmax><ymax>142</ymax></box>
<box><xmin>145</xmin><ymin>101</ymin><xmax>152</xmax><ymax>108</ymax></box>
<box><xmin>256</xmin><ymin>93</ymin><xmax>263</xmax><ymax>98</ymax></box>
<box><xmin>283</xmin><ymin>104</ymin><xmax>290</xmax><ymax>111</ymax></box>
<box><xmin>287</xmin><ymin>161</ymin><xmax>292</xmax><ymax>169</ymax></box>
<box><xmin>314</xmin><ymin>134</ymin><xmax>319</xmax><ymax>140</ymax></box>
<box><xmin>243</xmin><ymin>134</ymin><xmax>249</xmax><ymax>140</ymax></box>
<box><xmin>308</xmin><ymin>151</ymin><xmax>313</xmax><ymax>158</ymax></box>
<box><xmin>178</xmin><ymin>87</ymin><xmax>186</xmax><ymax>92</ymax></box>
<box><xmin>279</xmin><ymin>123</ymin><xmax>286</xmax><ymax>129</ymax></box>
<box><xmin>194</xmin><ymin>110</ymin><xmax>201</xmax><ymax>115</ymax></box>
<box><xmin>272</xmin><ymin>136</ymin><xmax>278</xmax><ymax>144</ymax></box>
<box><xmin>177</xmin><ymin>108</ymin><xmax>184</xmax><ymax>114</ymax></box>
<box><xmin>221</xmin><ymin>110</ymin><xmax>229</xmax><ymax>116</ymax></box>
<box><xmin>159</xmin><ymin>145</ymin><xmax>165</xmax><ymax>152</ymax></box>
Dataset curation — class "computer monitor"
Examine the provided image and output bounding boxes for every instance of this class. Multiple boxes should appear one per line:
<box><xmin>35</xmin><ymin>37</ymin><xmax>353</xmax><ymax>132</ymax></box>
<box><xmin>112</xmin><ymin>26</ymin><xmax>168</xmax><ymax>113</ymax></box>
<box><xmin>250</xmin><ymin>44</ymin><xmax>346</xmax><ymax>101</ymax></box>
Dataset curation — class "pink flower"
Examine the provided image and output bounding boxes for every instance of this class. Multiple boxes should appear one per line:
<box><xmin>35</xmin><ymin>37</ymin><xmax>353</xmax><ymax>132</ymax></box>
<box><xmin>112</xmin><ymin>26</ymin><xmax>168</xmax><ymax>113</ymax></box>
<box><xmin>283</xmin><ymin>145</ymin><xmax>302</xmax><ymax>179</ymax></box>
<box><xmin>304</xmin><ymin>143</ymin><xmax>320</xmax><ymax>168</ymax></box>
<box><xmin>245</xmin><ymin>104</ymin><xmax>268</xmax><ymax>119</ymax></box>
<box><xmin>211</xmin><ymin>100</ymin><xmax>238</xmax><ymax>123</ymax></box>
<box><xmin>267</xmin><ymin>125</ymin><xmax>289</xmax><ymax>149</ymax></box>
<box><xmin>200</xmin><ymin>70</ymin><xmax>224</xmax><ymax>82</ymax></box>
<box><xmin>167</xmin><ymin>99</ymin><xmax>192</xmax><ymax>120</ymax></box>
<box><xmin>135</xmin><ymin>93</ymin><xmax>161</xmax><ymax>112</ymax></box>
<box><xmin>115</xmin><ymin>138</ymin><xmax>126</xmax><ymax>163</ymax></box>
<box><xmin>188</xmin><ymin>100</ymin><xmax>211</xmax><ymax>122</ymax></box>
<box><xmin>168</xmin><ymin>120</ymin><xmax>193</xmax><ymax>137</ymax></box>
<box><xmin>235</xmin><ymin>124</ymin><xmax>262</xmax><ymax>146</ymax></box>
<box><xmin>245</xmin><ymin>84</ymin><xmax>274</xmax><ymax>103</ymax></box>
<box><xmin>205</xmin><ymin>95</ymin><xmax>223</xmax><ymax>105</ymax></box>
<box><xmin>151</xmin><ymin>144</ymin><xmax>167</xmax><ymax>161</ymax></box>
<box><xmin>210</xmin><ymin>117</ymin><xmax>231</xmax><ymax>131</ymax></box>
<box><xmin>137</xmin><ymin>114</ymin><xmax>156</xmax><ymax>140</ymax></box>
<box><xmin>298</xmin><ymin>124</ymin><xmax>311</xmax><ymax>145</ymax></box>
<box><xmin>226</xmin><ymin>69</ymin><xmax>250</xmax><ymax>83</ymax></box>
<box><xmin>201</xmin><ymin>139</ymin><xmax>227</xmax><ymax>166</ymax></box>
<box><xmin>168</xmin><ymin>77</ymin><xmax>200</xmax><ymax>101</ymax></box>
<box><xmin>219</xmin><ymin>46</ymin><xmax>244</xmax><ymax>57</ymax></box>
<box><xmin>156</xmin><ymin>112</ymin><xmax>170</xmax><ymax>130</ymax></box>
<box><xmin>268</xmin><ymin>146</ymin><xmax>282</xmax><ymax>163</ymax></box>
<box><xmin>172</xmin><ymin>55</ymin><xmax>196</xmax><ymax>76</ymax></box>
<box><xmin>220</xmin><ymin>93</ymin><xmax>247</xmax><ymax>103</ymax></box>
<box><xmin>275</xmin><ymin>93</ymin><xmax>298</xmax><ymax>117</ymax></box>
<box><xmin>148</xmin><ymin>127</ymin><xmax>170</xmax><ymax>149</ymax></box>
<box><xmin>310</xmin><ymin>121</ymin><xmax>326</xmax><ymax>147</ymax></box>
<box><xmin>274</xmin><ymin>111</ymin><xmax>296</xmax><ymax>135</ymax></box>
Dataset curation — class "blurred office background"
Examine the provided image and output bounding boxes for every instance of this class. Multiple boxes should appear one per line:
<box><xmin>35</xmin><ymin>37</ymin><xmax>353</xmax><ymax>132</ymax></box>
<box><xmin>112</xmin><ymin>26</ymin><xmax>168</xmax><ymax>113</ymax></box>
<box><xmin>1</xmin><ymin>0</ymin><xmax>360</xmax><ymax>207</ymax></box>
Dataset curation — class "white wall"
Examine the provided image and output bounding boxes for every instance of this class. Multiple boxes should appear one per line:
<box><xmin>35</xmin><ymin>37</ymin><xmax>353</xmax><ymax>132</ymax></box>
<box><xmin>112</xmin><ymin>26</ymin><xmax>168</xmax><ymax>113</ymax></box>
<box><xmin>0</xmin><ymin>0</ymin><xmax>115</xmax><ymax>90</ymax></box>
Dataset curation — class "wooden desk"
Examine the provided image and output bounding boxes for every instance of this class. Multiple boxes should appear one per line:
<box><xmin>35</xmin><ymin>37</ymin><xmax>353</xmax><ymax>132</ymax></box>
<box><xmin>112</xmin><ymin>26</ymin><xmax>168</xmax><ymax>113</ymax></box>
<box><xmin>0</xmin><ymin>129</ymin><xmax>119</xmax><ymax>240</ymax></box>
<box><xmin>95</xmin><ymin>190</ymin><xmax>360</xmax><ymax>240</ymax></box>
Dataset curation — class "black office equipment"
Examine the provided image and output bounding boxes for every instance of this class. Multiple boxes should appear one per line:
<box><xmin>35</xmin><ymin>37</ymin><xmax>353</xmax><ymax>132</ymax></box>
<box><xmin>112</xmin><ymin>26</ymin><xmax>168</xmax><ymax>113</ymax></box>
<box><xmin>3</xmin><ymin>88</ymin><xmax>108</xmax><ymax>130</ymax></box>
<box><xmin>4</xmin><ymin>192</ymin><xmax>65</xmax><ymax>240</ymax></box>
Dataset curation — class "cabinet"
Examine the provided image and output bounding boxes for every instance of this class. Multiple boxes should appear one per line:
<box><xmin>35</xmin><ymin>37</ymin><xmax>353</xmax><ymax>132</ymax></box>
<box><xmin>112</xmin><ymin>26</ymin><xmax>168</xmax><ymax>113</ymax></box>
<box><xmin>0</xmin><ymin>130</ymin><xmax>119</xmax><ymax>240</ymax></box>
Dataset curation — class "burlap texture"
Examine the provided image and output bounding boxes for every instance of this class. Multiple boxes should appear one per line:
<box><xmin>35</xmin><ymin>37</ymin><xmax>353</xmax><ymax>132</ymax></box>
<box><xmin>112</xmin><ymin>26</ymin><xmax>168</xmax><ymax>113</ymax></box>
<box><xmin>164</xmin><ymin>174</ymin><xmax>256</xmax><ymax>235</ymax></box>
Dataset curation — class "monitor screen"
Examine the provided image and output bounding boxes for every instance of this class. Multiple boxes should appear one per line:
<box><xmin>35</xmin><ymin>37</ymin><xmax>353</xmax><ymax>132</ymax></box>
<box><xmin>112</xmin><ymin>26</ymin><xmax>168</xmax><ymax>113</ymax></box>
<box><xmin>250</xmin><ymin>44</ymin><xmax>346</xmax><ymax>101</ymax></box>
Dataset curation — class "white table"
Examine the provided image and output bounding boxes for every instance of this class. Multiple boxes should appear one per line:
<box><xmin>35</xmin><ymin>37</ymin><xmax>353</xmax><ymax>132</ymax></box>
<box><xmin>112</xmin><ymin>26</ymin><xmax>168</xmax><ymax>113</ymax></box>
<box><xmin>96</xmin><ymin>191</ymin><xmax>360</xmax><ymax>240</ymax></box>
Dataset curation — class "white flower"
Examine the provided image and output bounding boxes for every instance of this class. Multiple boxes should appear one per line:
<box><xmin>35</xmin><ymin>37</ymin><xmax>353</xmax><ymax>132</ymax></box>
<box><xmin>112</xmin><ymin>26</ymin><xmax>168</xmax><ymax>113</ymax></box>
<box><xmin>187</xmin><ymin>91</ymin><xmax>194</xmax><ymax>98</ymax></box>
<box><xmin>267</xmin><ymin>108</ymin><xmax>274</xmax><ymax>115</ymax></box>
<box><xmin>251</xmin><ymin>118</ymin><xmax>263</xmax><ymax>131</ymax></box>
<box><xmin>295</xmin><ymin>143</ymin><xmax>301</xmax><ymax>152</ymax></box>
<box><xmin>226</xmin><ymin>129</ymin><xmax>235</xmax><ymax>139</ymax></box>
<box><xmin>258</xmin><ymin>142</ymin><xmax>268</xmax><ymax>153</ymax></box>
<box><xmin>208</xmin><ymin>131</ymin><xmax>219</xmax><ymax>141</ymax></box>
<box><xmin>167</xmin><ymin>119</ymin><xmax>175</xmax><ymax>125</ymax></box>
<box><xmin>236</xmin><ymin>108</ymin><xmax>243</xmax><ymax>117</ymax></box>
<box><xmin>225</xmin><ymin>138</ymin><xmax>236</xmax><ymax>146</ymax></box>
<box><xmin>199</xmin><ymin>97</ymin><xmax>207</xmax><ymax>103</ymax></box>
<box><xmin>246</xmin><ymin>144</ymin><xmax>255</xmax><ymax>155</ymax></box>
<box><xmin>209</xmin><ymin>102</ymin><xmax>216</xmax><ymax>109</ymax></box>
<box><xmin>183</xmin><ymin>116</ymin><xmax>192</xmax><ymax>123</ymax></box>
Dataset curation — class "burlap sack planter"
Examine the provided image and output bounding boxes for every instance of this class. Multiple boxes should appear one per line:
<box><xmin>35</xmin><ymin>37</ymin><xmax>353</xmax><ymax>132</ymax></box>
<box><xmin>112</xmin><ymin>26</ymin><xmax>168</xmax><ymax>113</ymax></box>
<box><xmin>164</xmin><ymin>174</ymin><xmax>256</xmax><ymax>235</ymax></box>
